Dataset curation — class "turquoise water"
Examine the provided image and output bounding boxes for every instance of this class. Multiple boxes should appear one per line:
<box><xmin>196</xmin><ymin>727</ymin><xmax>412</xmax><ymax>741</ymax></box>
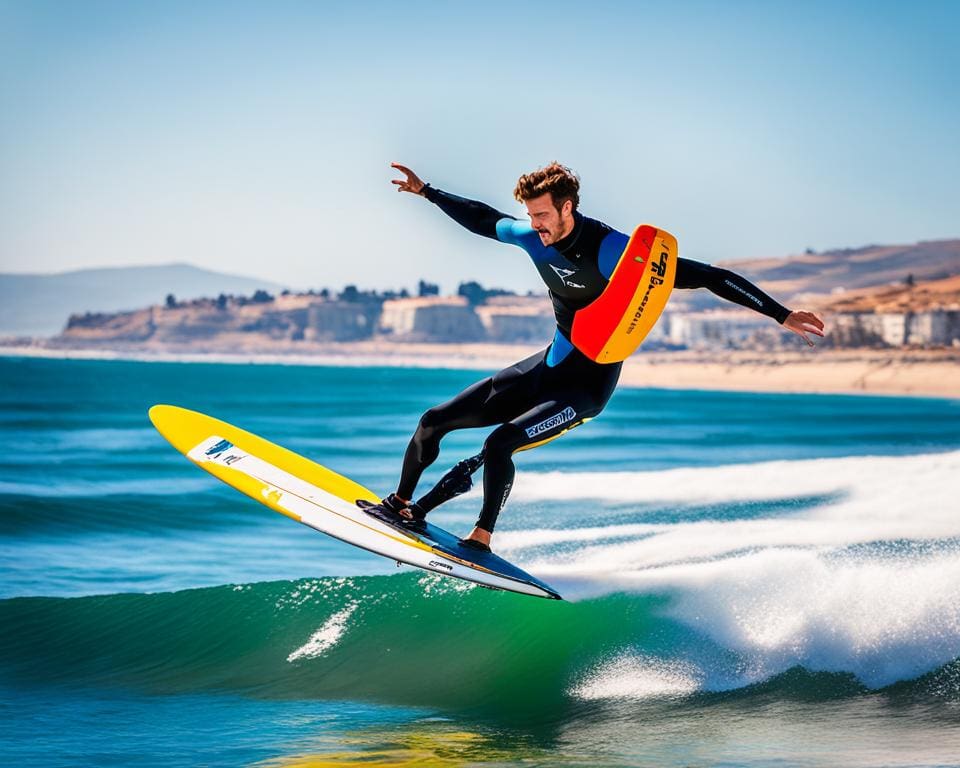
<box><xmin>2</xmin><ymin>356</ymin><xmax>960</xmax><ymax>767</ymax></box>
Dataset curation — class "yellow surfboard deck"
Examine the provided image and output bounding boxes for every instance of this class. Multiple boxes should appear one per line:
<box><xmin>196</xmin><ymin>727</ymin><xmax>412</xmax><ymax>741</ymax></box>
<box><xmin>150</xmin><ymin>403</ymin><xmax>378</xmax><ymax>522</ymax></box>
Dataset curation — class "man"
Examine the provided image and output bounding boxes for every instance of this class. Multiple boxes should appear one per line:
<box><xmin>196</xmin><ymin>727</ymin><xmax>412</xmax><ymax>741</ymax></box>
<box><xmin>361</xmin><ymin>162</ymin><xmax>825</xmax><ymax>552</ymax></box>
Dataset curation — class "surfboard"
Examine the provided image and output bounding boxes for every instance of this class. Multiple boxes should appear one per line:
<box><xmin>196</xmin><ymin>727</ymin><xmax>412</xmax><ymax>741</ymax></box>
<box><xmin>149</xmin><ymin>404</ymin><xmax>561</xmax><ymax>600</ymax></box>
<box><xmin>572</xmin><ymin>224</ymin><xmax>677</xmax><ymax>363</ymax></box>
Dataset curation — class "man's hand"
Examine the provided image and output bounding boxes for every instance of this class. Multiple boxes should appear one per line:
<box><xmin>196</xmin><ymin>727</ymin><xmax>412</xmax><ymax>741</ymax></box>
<box><xmin>783</xmin><ymin>310</ymin><xmax>826</xmax><ymax>347</ymax></box>
<box><xmin>391</xmin><ymin>163</ymin><xmax>426</xmax><ymax>195</ymax></box>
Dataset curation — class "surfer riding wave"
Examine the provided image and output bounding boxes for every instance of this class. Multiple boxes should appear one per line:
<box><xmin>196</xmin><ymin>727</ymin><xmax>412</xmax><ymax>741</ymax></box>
<box><xmin>360</xmin><ymin>162</ymin><xmax>825</xmax><ymax>552</ymax></box>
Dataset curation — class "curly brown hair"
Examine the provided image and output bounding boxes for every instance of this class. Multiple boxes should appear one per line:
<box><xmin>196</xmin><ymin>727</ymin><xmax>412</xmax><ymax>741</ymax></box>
<box><xmin>513</xmin><ymin>162</ymin><xmax>580</xmax><ymax>213</ymax></box>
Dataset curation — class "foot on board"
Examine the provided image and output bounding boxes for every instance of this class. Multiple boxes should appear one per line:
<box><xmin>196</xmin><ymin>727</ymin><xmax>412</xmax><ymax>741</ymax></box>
<box><xmin>357</xmin><ymin>494</ymin><xmax>427</xmax><ymax>531</ymax></box>
<box><xmin>458</xmin><ymin>538</ymin><xmax>492</xmax><ymax>553</ymax></box>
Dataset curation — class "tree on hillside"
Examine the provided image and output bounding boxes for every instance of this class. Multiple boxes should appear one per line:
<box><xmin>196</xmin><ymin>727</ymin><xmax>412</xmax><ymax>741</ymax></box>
<box><xmin>457</xmin><ymin>281</ymin><xmax>515</xmax><ymax>306</ymax></box>
<box><xmin>458</xmin><ymin>281</ymin><xmax>485</xmax><ymax>306</ymax></box>
<box><xmin>165</xmin><ymin>294</ymin><xmax>177</xmax><ymax>309</ymax></box>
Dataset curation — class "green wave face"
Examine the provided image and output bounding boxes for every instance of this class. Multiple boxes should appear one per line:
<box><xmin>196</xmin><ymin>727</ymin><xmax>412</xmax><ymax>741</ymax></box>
<box><xmin>0</xmin><ymin>574</ymin><xmax>663</xmax><ymax>718</ymax></box>
<box><xmin>3</xmin><ymin>574</ymin><xmax>958</xmax><ymax>722</ymax></box>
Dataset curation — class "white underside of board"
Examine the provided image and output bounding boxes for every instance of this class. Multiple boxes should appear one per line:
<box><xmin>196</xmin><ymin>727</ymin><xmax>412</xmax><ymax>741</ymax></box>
<box><xmin>187</xmin><ymin>435</ymin><xmax>553</xmax><ymax>598</ymax></box>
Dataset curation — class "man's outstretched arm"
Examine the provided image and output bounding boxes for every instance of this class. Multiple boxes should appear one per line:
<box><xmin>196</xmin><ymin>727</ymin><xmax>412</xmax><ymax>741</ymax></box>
<box><xmin>676</xmin><ymin>258</ymin><xmax>825</xmax><ymax>346</ymax></box>
<box><xmin>391</xmin><ymin>163</ymin><xmax>515</xmax><ymax>240</ymax></box>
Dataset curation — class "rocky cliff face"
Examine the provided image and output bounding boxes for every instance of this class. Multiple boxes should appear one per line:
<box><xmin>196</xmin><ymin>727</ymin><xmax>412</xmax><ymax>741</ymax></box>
<box><xmin>64</xmin><ymin>308</ymin><xmax>157</xmax><ymax>342</ymax></box>
<box><xmin>61</xmin><ymin>295</ymin><xmax>319</xmax><ymax>347</ymax></box>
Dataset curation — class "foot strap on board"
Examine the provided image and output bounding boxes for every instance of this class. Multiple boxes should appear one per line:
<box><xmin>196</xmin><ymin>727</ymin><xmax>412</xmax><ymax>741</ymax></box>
<box><xmin>357</xmin><ymin>494</ymin><xmax>427</xmax><ymax>528</ymax></box>
<box><xmin>416</xmin><ymin>451</ymin><xmax>485</xmax><ymax>512</ymax></box>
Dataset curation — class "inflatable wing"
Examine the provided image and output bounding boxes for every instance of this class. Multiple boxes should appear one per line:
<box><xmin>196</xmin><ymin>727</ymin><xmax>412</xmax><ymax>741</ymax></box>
<box><xmin>572</xmin><ymin>224</ymin><xmax>677</xmax><ymax>363</ymax></box>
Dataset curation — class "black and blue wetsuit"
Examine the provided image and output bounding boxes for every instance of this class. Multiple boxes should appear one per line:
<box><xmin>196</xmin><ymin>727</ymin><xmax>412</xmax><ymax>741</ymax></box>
<box><xmin>398</xmin><ymin>186</ymin><xmax>791</xmax><ymax>533</ymax></box>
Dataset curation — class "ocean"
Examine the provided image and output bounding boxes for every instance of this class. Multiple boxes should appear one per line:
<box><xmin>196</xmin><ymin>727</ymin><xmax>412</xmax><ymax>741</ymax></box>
<box><xmin>1</xmin><ymin>355</ymin><xmax>959</xmax><ymax>767</ymax></box>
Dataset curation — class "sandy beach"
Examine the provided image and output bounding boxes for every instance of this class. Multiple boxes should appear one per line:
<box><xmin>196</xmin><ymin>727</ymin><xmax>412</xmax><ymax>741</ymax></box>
<box><xmin>3</xmin><ymin>341</ymin><xmax>958</xmax><ymax>399</ymax></box>
<box><xmin>617</xmin><ymin>348</ymin><xmax>960</xmax><ymax>398</ymax></box>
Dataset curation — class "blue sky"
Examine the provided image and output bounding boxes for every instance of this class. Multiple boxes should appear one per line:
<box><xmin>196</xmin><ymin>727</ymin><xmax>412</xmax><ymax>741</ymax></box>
<box><xmin>1</xmin><ymin>0</ymin><xmax>958</xmax><ymax>294</ymax></box>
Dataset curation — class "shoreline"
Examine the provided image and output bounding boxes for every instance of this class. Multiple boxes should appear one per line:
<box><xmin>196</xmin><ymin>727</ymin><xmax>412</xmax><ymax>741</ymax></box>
<box><xmin>2</xmin><ymin>342</ymin><xmax>959</xmax><ymax>399</ymax></box>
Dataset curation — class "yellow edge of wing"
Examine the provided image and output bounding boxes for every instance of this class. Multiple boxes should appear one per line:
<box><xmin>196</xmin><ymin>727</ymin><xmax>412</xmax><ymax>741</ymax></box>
<box><xmin>598</xmin><ymin>228</ymin><xmax>678</xmax><ymax>363</ymax></box>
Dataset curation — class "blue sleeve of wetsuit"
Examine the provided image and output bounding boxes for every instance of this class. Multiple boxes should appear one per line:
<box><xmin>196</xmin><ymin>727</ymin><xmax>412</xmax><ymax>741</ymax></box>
<box><xmin>422</xmin><ymin>185</ymin><xmax>516</xmax><ymax>241</ymax></box>
<box><xmin>675</xmin><ymin>258</ymin><xmax>791</xmax><ymax>324</ymax></box>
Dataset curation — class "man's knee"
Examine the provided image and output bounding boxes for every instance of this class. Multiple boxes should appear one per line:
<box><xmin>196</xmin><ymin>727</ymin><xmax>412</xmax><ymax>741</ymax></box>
<box><xmin>416</xmin><ymin>406</ymin><xmax>448</xmax><ymax>439</ymax></box>
<box><xmin>483</xmin><ymin>423</ymin><xmax>525</xmax><ymax>461</ymax></box>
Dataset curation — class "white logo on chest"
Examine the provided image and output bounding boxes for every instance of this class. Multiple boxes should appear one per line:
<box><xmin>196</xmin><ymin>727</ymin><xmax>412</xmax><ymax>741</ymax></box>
<box><xmin>549</xmin><ymin>264</ymin><xmax>586</xmax><ymax>289</ymax></box>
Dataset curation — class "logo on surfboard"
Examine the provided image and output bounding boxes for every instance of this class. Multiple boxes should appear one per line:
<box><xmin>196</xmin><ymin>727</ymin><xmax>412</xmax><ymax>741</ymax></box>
<box><xmin>201</xmin><ymin>437</ymin><xmax>245</xmax><ymax>465</ymax></box>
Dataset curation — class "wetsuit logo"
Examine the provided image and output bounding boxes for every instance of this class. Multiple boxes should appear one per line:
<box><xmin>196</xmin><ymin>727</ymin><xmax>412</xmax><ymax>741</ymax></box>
<box><xmin>525</xmin><ymin>406</ymin><xmax>577</xmax><ymax>438</ymax></box>
<box><xmin>549</xmin><ymin>264</ymin><xmax>586</xmax><ymax>289</ymax></box>
<box><xmin>723</xmin><ymin>278</ymin><xmax>764</xmax><ymax>308</ymax></box>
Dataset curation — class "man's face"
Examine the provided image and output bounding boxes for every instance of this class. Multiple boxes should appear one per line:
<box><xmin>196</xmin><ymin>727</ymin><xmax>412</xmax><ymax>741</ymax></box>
<box><xmin>524</xmin><ymin>193</ymin><xmax>574</xmax><ymax>245</ymax></box>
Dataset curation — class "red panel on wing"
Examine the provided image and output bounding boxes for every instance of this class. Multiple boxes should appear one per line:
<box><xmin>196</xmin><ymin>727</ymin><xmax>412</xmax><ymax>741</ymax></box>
<box><xmin>572</xmin><ymin>225</ymin><xmax>656</xmax><ymax>360</ymax></box>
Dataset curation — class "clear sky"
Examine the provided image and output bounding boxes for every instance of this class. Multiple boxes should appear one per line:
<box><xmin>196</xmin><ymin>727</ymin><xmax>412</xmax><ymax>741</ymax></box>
<box><xmin>1</xmin><ymin>0</ymin><xmax>958</xmax><ymax>295</ymax></box>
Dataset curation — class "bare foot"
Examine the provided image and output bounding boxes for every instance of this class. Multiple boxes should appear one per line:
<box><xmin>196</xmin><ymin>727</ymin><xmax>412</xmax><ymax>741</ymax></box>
<box><xmin>463</xmin><ymin>526</ymin><xmax>491</xmax><ymax>546</ymax></box>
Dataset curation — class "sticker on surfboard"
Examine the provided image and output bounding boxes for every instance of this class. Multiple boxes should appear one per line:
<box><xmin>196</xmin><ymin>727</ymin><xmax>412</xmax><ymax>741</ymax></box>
<box><xmin>572</xmin><ymin>224</ymin><xmax>677</xmax><ymax>363</ymax></box>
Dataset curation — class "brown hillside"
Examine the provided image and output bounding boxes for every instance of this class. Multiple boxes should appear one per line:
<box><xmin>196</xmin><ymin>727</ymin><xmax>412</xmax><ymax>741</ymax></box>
<box><xmin>721</xmin><ymin>239</ymin><xmax>960</xmax><ymax>297</ymax></box>
<box><xmin>808</xmin><ymin>274</ymin><xmax>960</xmax><ymax>314</ymax></box>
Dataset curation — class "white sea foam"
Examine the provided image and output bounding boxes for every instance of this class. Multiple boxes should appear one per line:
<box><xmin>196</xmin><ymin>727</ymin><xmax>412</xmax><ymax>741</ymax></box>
<box><xmin>570</xmin><ymin>653</ymin><xmax>702</xmax><ymax>701</ymax></box>
<box><xmin>657</xmin><ymin>549</ymin><xmax>960</xmax><ymax>689</ymax></box>
<box><xmin>286</xmin><ymin>603</ymin><xmax>358</xmax><ymax>662</ymax></box>
<box><xmin>500</xmin><ymin>450</ymin><xmax>960</xmax><ymax>690</ymax></box>
<box><xmin>504</xmin><ymin>451</ymin><xmax>960</xmax><ymax>571</ymax></box>
<box><xmin>508</xmin><ymin>450</ymin><xmax>960</xmax><ymax>509</ymax></box>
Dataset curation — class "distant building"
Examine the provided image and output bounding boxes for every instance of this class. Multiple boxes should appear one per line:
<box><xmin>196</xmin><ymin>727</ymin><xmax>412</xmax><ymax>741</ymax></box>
<box><xmin>830</xmin><ymin>310</ymin><xmax>960</xmax><ymax>347</ymax></box>
<box><xmin>906</xmin><ymin>310</ymin><xmax>960</xmax><ymax>346</ymax></box>
<box><xmin>475</xmin><ymin>296</ymin><xmax>554</xmax><ymax>342</ymax></box>
<box><xmin>379</xmin><ymin>296</ymin><xmax>486</xmax><ymax>342</ymax></box>
<box><xmin>305</xmin><ymin>301</ymin><xmax>378</xmax><ymax>341</ymax></box>
<box><xmin>664</xmin><ymin>310</ymin><xmax>769</xmax><ymax>349</ymax></box>
<box><xmin>827</xmin><ymin>313</ymin><xmax>887</xmax><ymax>347</ymax></box>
